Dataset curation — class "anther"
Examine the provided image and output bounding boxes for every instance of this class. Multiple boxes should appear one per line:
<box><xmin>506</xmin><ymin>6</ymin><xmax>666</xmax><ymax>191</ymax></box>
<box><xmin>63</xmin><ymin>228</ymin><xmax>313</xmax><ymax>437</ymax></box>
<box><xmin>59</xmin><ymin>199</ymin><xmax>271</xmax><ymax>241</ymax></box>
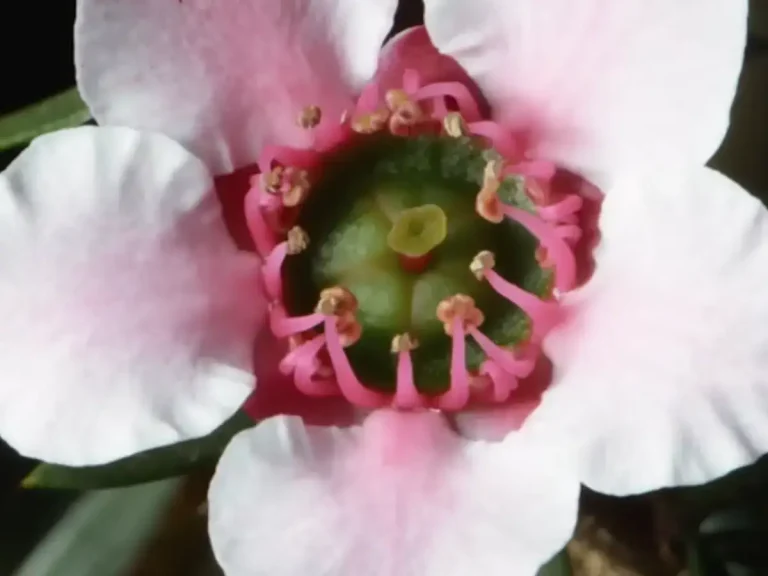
<box><xmin>436</xmin><ymin>294</ymin><xmax>485</xmax><ymax>336</ymax></box>
<box><xmin>443</xmin><ymin>112</ymin><xmax>466</xmax><ymax>138</ymax></box>
<box><xmin>385</xmin><ymin>89</ymin><xmax>410</xmax><ymax>111</ymax></box>
<box><xmin>351</xmin><ymin>109</ymin><xmax>390</xmax><ymax>134</ymax></box>
<box><xmin>297</xmin><ymin>105</ymin><xmax>322</xmax><ymax>129</ymax></box>
<box><xmin>316</xmin><ymin>286</ymin><xmax>358</xmax><ymax>316</ymax></box>
<box><xmin>470</xmin><ymin>250</ymin><xmax>496</xmax><ymax>281</ymax></box>
<box><xmin>391</xmin><ymin>333</ymin><xmax>420</xmax><ymax>354</ymax></box>
<box><xmin>475</xmin><ymin>159</ymin><xmax>505</xmax><ymax>223</ymax></box>
<box><xmin>286</xmin><ymin>226</ymin><xmax>309</xmax><ymax>255</ymax></box>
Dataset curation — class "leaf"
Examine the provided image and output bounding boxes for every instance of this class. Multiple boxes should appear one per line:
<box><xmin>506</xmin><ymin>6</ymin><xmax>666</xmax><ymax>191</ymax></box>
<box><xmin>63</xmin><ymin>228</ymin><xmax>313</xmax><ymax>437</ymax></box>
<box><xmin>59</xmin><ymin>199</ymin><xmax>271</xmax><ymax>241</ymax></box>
<box><xmin>22</xmin><ymin>411</ymin><xmax>254</xmax><ymax>490</ymax></box>
<box><xmin>537</xmin><ymin>549</ymin><xmax>573</xmax><ymax>576</ymax></box>
<box><xmin>0</xmin><ymin>88</ymin><xmax>91</xmax><ymax>151</ymax></box>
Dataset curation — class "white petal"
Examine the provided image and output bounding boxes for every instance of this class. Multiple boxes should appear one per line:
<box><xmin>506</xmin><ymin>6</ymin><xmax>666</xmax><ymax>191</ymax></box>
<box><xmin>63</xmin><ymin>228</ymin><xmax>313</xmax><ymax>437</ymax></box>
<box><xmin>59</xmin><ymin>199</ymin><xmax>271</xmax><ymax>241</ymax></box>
<box><xmin>527</xmin><ymin>168</ymin><xmax>768</xmax><ymax>494</ymax></box>
<box><xmin>424</xmin><ymin>0</ymin><xmax>747</xmax><ymax>186</ymax></box>
<box><xmin>209</xmin><ymin>410</ymin><xmax>579</xmax><ymax>576</ymax></box>
<box><xmin>0</xmin><ymin>127</ymin><xmax>264</xmax><ymax>465</ymax></box>
<box><xmin>75</xmin><ymin>0</ymin><xmax>398</xmax><ymax>174</ymax></box>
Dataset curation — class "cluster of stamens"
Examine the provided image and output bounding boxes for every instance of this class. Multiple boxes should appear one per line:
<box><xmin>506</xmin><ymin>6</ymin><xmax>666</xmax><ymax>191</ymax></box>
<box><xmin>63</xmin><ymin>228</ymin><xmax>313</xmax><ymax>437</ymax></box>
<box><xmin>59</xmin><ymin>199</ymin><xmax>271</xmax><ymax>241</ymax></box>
<box><xmin>245</xmin><ymin>70</ymin><xmax>587</xmax><ymax>411</ymax></box>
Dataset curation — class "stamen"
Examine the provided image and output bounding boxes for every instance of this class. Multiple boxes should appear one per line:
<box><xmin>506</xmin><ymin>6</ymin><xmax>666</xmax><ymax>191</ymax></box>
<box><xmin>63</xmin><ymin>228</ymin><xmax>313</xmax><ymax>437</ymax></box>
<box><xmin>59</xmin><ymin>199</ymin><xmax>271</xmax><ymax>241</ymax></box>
<box><xmin>279</xmin><ymin>333</ymin><xmax>312</xmax><ymax>375</ymax></box>
<box><xmin>413</xmin><ymin>82</ymin><xmax>482</xmax><ymax>122</ymax></box>
<box><xmin>351</xmin><ymin>109</ymin><xmax>391</xmax><ymax>134</ymax></box>
<box><xmin>442</xmin><ymin>112</ymin><xmax>466</xmax><ymax>138</ymax></box>
<box><xmin>503</xmin><ymin>160</ymin><xmax>556</xmax><ymax>182</ymax></box>
<box><xmin>536</xmin><ymin>194</ymin><xmax>584</xmax><ymax>223</ymax></box>
<box><xmin>480</xmin><ymin>360</ymin><xmax>519</xmax><ymax>403</ymax></box>
<box><xmin>471</xmin><ymin>251</ymin><xmax>561</xmax><ymax>341</ymax></box>
<box><xmin>297</xmin><ymin>105</ymin><xmax>322</xmax><ymax>129</ymax></box>
<box><xmin>436</xmin><ymin>316</ymin><xmax>471</xmax><ymax>410</ymax></box>
<box><xmin>270</xmin><ymin>304</ymin><xmax>325</xmax><ymax>338</ymax></box>
<box><xmin>262</xmin><ymin>227</ymin><xmax>309</xmax><ymax>300</ymax></box>
<box><xmin>501</xmin><ymin>207</ymin><xmax>577</xmax><ymax>292</ymax></box>
<box><xmin>475</xmin><ymin>159</ymin><xmax>504</xmax><ymax>223</ymax></box>
<box><xmin>468</xmin><ymin>328</ymin><xmax>536</xmax><ymax>378</ymax></box>
<box><xmin>385</xmin><ymin>89</ymin><xmax>410</xmax><ymax>111</ymax></box>
<box><xmin>392</xmin><ymin>333</ymin><xmax>423</xmax><ymax>409</ymax></box>
<box><xmin>316</xmin><ymin>286</ymin><xmax>358</xmax><ymax>316</ymax></box>
<box><xmin>244</xmin><ymin>187</ymin><xmax>277</xmax><ymax>258</ymax></box>
<box><xmin>262</xmin><ymin>166</ymin><xmax>311</xmax><ymax>207</ymax></box>
<box><xmin>292</xmin><ymin>334</ymin><xmax>338</xmax><ymax>397</ymax></box>
<box><xmin>323</xmin><ymin>316</ymin><xmax>387</xmax><ymax>408</ymax></box>
<box><xmin>436</xmin><ymin>294</ymin><xmax>485</xmax><ymax>335</ymax></box>
<box><xmin>467</xmin><ymin>121</ymin><xmax>518</xmax><ymax>158</ymax></box>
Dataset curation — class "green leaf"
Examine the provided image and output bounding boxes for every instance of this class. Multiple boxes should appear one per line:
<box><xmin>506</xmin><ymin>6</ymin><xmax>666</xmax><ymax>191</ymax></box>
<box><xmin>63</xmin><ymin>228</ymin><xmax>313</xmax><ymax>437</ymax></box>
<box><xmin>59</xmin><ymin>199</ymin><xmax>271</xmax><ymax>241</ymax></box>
<box><xmin>0</xmin><ymin>88</ymin><xmax>91</xmax><ymax>151</ymax></box>
<box><xmin>537</xmin><ymin>548</ymin><xmax>573</xmax><ymax>576</ymax></box>
<box><xmin>22</xmin><ymin>411</ymin><xmax>255</xmax><ymax>490</ymax></box>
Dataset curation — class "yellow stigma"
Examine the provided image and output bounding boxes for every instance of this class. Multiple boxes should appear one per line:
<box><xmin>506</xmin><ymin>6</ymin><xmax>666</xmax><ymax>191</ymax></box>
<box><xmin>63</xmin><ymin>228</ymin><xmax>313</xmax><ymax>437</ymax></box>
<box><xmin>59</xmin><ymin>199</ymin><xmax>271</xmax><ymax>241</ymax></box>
<box><xmin>386</xmin><ymin>204</ymin><xmax>448</xmax><ymax>258</ymax></box>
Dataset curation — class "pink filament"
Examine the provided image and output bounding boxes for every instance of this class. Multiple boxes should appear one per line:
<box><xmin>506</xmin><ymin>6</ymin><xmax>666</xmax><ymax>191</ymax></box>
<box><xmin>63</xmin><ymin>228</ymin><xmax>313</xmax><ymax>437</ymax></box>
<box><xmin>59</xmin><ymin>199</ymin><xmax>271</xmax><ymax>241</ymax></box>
<box><xmin>262</xmin><ymin>242</ymin><xmax>288</xmax><ymax>301</ymax></box>
<box><xmin>244</xmin><ymin>188</ymin><xmax>276</xmax><ymax>258</ymax></box>
<box><xmin>323</xmin><ymin>317</ymin><xmax>387</xmax><ymax>408</ymax></box>
<box><xmin>504</xmin><ymin>160</ymin><xmax>556</xmax><ymax>181</ymax></box>
<box><xmin>270</xmin><ymin>305</ymin><xmax>325</xmax><ymax>338</ymax></box>
<box><xmin>502</xmin><ymin>205</ymin><xmax>577</xmax><ymax>292</ymax></box>
<box><xmin>536</xmin><ymin>194</ymin><xmax>584</xmax><ymax>223</ymax></box>
<box><xmin>480</xmin><ymin>360</ymin><xmax>518</xmax><ymax>403</ymax></box>
<box><xmin>293</xmin><ymin>335</ymin><xmax>339</xmax><ymax>397</ymax></box>
<box><xmin>484</xmin><ymin>268</ymin><xmax>561</xmax><ymax>342</ymax></box>
<box><xmin>414</xmin><ymin>82</ymin><xmax>482</xmax><ymax>122</ymax></box>
<box><xmin>467</xmin><ymin>121</ymin><xmax>518</xmax><ymax>158</ymax></box>
<box><xmin>394</xmin><ymin>348</ymin><xmax>424</xmax><ymax>409</ymax></box>
<box><xmin>468</xmin><ymin>327</ymin><xmax>536</xmax><ymax>378</ymax></box>
<box><xmin>436</xmin><ymin>318</ymin><xmax>471</xmax><ymax>410</ymax></box>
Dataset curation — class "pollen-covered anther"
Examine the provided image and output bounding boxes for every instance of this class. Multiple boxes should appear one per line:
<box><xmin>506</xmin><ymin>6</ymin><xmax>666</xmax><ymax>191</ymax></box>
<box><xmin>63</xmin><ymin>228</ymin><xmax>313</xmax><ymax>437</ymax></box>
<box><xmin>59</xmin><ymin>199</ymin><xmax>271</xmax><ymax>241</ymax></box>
<box><xmin>391</xmin><ymin>333</ymin><xmax>420</xmax><ymax>354</ymax></box>
<box><xmin>285</xmin><ymin>226</ymin><xmax>309</xmax><ymax>255</ymax></box>
<box><xmin>443</xmin><ymin>112</ymin><xmax>466</xmax><ymax>138</ymax></box>
<box><xmin>315</xmin><ymin>286</ymin><xmax>358</xmax><ymax>316</ymax></box>
<box><xmin>262</xmin><ymin>166</ymin><xmax>311</xmax><ymax>207</ymax></box>
<box><xmin>335</xmin><ymin>313</ymin><xmax>362</xmax><ymax>347</ymax></box>
<box><xmin>385</xmin><ymin>89</ymin><xmax>424</xmax><ymax>134</ymax></box>
<box><xmin>470</xmin><ymin>250</ymin><xmax>496</xmax><ymax>281</ymax></box>
<box><xmin>297</xmin><ymin>105</ymin><xmax>322</xmax><ymax>129</ymax></box>
<box><xmin>351</xmin><ymin>109</ymin><xmax>391</xmax><ymax>134</ymax></box>
<box><xmin>475</xmin><ymin>159</ymin><xmax>505</xmax><ymax>223</ymax></box>
<box><xmin>436</xmin><ymin>294</ymin><xmax>485</xmax><ymax>336</ymax></box>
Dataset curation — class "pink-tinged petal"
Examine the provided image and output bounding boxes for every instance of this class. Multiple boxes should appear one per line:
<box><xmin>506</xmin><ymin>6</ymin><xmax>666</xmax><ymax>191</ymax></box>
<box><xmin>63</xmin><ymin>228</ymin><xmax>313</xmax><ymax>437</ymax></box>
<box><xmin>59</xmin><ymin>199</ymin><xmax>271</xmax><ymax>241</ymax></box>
<box><xmin>376</xmin><ymin>26</ymin><xmax>485</xmax><ymax>107</ymax></box>
<box><xmin>424</xmin><ymin>0</ymin><xmax>747</xmax><ymax>187</ymax></box>
<box><xmin>208</xmin><ymin>410</ymin><xmax>579</xmax><ymax>576</ymax></box>
<box><xmin>526</xmin><ymin>168</ymin><xmax>768</xmax><ymax>494</ymax></box>
<box><xmin>0</xmin><ymin>127</ymin><xmax>264</xmax><ymax>466</ymax></box>
<box><xmin>75</xmin><ymin>0</ymin><xmax>398</xmax><ymax>174</ymax></box>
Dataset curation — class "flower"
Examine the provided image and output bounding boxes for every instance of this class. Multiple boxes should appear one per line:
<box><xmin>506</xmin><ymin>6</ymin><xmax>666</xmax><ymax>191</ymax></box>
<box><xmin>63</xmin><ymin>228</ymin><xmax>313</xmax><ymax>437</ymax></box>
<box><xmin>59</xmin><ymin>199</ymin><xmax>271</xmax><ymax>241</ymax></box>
<box><xmin>0</xmin><ymin>1</ymin><xmax>762</xmax><ymax>575</ymax></box>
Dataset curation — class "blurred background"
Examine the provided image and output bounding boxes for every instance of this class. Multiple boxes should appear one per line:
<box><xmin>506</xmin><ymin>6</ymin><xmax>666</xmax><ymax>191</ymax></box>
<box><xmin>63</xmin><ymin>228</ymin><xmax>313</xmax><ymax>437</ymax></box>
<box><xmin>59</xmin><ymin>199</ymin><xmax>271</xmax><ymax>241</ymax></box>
<box><xmin>0</xmin><ymin>1</ymin><xmax>766</xmax><ymax>575</ymax></box>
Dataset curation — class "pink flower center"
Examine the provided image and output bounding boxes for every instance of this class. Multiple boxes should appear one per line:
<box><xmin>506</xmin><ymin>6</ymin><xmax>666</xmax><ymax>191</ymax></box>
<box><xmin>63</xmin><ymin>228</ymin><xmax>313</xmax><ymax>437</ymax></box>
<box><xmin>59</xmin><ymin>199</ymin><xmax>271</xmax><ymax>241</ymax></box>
<box><xmin>245</xmin><ymin>70</ymin><xmax>590</xmax><ymax>412</ymax></box>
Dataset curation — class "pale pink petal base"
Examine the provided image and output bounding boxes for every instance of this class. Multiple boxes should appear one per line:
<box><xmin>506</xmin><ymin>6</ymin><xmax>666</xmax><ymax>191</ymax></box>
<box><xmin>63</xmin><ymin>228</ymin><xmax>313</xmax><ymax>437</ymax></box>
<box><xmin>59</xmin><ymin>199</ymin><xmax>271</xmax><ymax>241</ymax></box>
<box><xmin>209</xmin><ymin>410</ymin><xmax>579</xmax><ymax>576</ymax></box>
<box><xmin>526</xmin><ymin>168</ymin><xmax>768</xmax><ymax>494</ymax></box>
<box><xmin>75</xmin><ymin>0</ymin><xmax>398</xmax><ymax>174</ymax></box>
<box><xmin>424</xmin><ymin>0</ymin><xmax>748</xmax><ymax>186</ymax></box>
<box><xmin>0</xmin><ymin>127</ymin><xmax>264</xmax><ymax>466</ymax></box>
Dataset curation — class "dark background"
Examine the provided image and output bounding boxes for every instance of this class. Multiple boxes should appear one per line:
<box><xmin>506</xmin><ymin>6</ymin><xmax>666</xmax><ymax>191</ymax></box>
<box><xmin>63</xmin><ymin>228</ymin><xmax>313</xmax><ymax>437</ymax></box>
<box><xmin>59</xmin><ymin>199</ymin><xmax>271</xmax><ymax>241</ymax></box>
<box><xmin>0</xmin><ymin>1</ymin><xmax>766</xmax><ymax>574</ymax></box>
